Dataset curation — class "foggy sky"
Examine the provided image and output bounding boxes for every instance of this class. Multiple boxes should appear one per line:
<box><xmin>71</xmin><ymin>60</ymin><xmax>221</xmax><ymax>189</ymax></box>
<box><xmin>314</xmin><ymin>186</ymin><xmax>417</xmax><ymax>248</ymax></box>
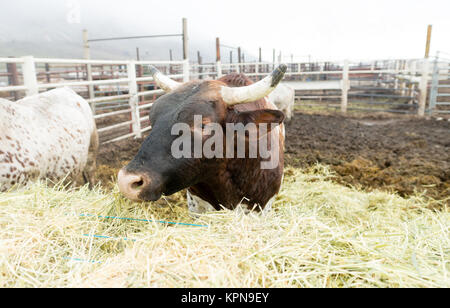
<box><xmin>1</xmin><ymin>0</ymin><xmax>449</xmax><ymax>62</ymax></box>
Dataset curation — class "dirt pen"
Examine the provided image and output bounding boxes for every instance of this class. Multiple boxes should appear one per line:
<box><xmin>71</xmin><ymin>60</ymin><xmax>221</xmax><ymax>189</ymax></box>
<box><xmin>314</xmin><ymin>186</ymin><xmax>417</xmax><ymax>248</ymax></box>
<box><xmin>0</xmin><ymin>58</ymin><xmax>449</xmax><ymax>288</ymax></box>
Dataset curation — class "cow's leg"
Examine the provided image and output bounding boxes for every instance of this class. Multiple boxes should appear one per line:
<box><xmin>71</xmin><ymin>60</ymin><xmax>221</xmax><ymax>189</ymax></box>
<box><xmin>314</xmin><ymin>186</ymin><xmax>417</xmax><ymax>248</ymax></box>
<box><xmin>82</xmin><ymin>128</ymin><xmax>99</xmax><ymax>187</ymax></box>
<box><xmin>286</xmin><ymin>106</ymin><xmax>292</xmax><ymax>121</ymax></box>
<box><xmin>282</xmin><ymin>106</ymin><xmax>291</xmax><ymax>121</ymax></box>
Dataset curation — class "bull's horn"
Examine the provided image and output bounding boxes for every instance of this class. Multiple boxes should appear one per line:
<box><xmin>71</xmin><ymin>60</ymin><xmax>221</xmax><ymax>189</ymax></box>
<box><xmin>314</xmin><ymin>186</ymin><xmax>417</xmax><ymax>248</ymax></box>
<box><xmin>221</xmin><ymin>64</ymin><xmax>287</xmax><ymax>105</ymax></box>
<box><xmin>148</xmin><ymin>65</ymin><xmax>181</xmax><ymax>92</ymax></box>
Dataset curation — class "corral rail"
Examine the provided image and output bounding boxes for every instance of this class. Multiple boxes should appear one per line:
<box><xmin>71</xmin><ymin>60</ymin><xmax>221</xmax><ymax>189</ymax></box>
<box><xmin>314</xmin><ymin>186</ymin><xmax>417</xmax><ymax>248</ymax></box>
<box><xmin>0</xmin><ymin>56</ymin><xmax>445</xmax><ymax>144</ymax></box>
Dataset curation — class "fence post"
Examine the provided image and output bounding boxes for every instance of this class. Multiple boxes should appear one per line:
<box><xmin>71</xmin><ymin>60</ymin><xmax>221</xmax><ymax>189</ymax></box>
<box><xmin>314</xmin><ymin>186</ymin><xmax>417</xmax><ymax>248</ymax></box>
<box><xmin>418</xmin><ymin>59</ymin><xmax>430</xmax><ymax>116</ymax></box>
<box><xmin>6</xmin><ymin>59</ymin><xmax>19</xmax><ymax>100</ymax></box>
<box><xmin>183</xmin><ymin>59</ymin><xmax>190</xmax><ymax>82</ymax></box>
<box><xmin>238</xmin><ymin>47</ymin><xmax>242</xmax><ymax>73</ymax></box>
<box><xmin>22</xmin><ymin>56</ymin><xmax>39</xmax><ymax>96</ymax></box>
<box><xmin>182</xmin><ymin>18</ymin><xmax>188</xmax><ymax>61</ymax></box>
<box><xmin>340</xmin><ymin>60</ymin><xmax>349</xmax><ymax>113</ymax></box>
<box><xmin>216</xmin><ymin>61</ymin><xmax>222</xmax><ymax>79</ymax></box>
<box><xmin>127</xmin><ymin>61</ymin><xmax>141</xmax><ymax>138</ymax></box>
<box><xmin>197</xmin><ymin>51</ymin><xmax>203</xmax><ymax>80</ymax></box>
<box><xmin>272</xmin><ymin>49</ymin><xmax>275</xmax><ymax>70</ymax></box>
<box><xmin>83</xmin><ymin>29</ymin><xmax>95</xmax><ymax>113</ymax></box>
<box><xmin>216</xmin><ymin>37</ymin><xmax>222</xmax><ymax>79</ymax></box>
<box><xmin>394</xmin><ymin>60</ymin><xmax>399</xmax><ymax>90</ymax></box>
<box><xmin>428</xmin><ymin>52</ymin><xmax>440</xmax><ymax>115</ymax></box>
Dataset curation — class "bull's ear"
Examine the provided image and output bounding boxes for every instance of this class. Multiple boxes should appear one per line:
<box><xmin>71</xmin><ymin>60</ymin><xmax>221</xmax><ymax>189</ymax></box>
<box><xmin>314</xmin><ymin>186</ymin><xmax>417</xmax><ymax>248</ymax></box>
<box><xmin>236</xmin><ymin>109</ymin><xmax>285</xmax><ymax>127</ymax></box>
<box><xmin>233</xmin><ymin>109</ymin><xmax>285</xmax><ymax>138</ymax></box>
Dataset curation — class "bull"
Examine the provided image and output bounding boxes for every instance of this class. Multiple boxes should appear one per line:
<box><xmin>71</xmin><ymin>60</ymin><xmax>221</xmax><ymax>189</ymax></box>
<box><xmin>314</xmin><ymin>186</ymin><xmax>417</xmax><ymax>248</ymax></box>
<box><xmin>118</xmin><ymin>65</ymin><xmax>287</xmax><ymax>213</ymax></box>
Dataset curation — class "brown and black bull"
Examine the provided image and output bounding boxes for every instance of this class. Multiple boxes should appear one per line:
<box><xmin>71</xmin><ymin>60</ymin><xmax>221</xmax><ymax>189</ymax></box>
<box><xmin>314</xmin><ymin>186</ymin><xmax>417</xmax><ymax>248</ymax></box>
<box><xmin>118</xmin><ymin>64</ymin><xmax>287</xmax><ymax>213</ymax></box>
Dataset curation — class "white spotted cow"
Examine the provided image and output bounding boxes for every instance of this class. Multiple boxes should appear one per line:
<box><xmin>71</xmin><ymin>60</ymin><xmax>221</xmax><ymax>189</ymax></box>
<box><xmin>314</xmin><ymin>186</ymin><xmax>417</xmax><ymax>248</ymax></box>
<box><xmin>0</xmin><ymin>87</ymin><xmax>98</xmax><ymax>192</ymax></box>
<box><xmin>267</xmin><ymin>83</ymin><xmax>295</xmax><ymax>121</ymax></box>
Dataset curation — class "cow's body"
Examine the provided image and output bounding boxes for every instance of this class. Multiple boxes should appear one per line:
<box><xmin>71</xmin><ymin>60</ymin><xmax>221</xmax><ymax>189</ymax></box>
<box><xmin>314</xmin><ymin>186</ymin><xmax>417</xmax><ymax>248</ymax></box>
<box><xmin>118</xmin><ymin>65</ymin><xmax>287</xmax><ymax>213</ymax></box>
<box><xmin>268</xmin><ymin>83</ymin><xmax>295</xmax><ymax>120</ymax></box>
<box><xmin>0</xmin><ymin>87</ymin><xmax>98</xmax><ymax>191</ymax></box>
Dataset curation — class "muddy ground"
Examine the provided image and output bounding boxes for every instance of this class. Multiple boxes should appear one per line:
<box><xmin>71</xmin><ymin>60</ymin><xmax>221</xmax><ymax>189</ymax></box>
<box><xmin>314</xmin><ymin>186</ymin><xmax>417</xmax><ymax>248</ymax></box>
<box><xmin>285</xmin><ymin>112</ymin><xmax>449</xmax><ymax>204</ymax></box>
<box><xmin>97</xmin><ymin>111</ymin><xmax>450</xmax><ymax>206</ymax></box>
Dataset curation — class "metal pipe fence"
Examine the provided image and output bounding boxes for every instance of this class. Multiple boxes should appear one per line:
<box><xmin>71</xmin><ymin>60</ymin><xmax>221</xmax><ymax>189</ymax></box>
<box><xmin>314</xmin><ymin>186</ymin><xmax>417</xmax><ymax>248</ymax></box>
<box><xmin>0</xmin><ymin>55</ymin><xmax>439</xmax><ymax>145</ymax></box>
<box><xmin>428</xmin><ymin>52</ymin><xmax>450</xmax><ymax>115</ymax></box>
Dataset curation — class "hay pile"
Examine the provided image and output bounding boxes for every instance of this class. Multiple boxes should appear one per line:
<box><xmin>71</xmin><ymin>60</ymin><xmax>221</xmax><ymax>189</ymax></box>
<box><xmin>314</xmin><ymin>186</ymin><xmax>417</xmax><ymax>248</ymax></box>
<box><xmin>0</xmin><ymin>166</ymin><xmax>448</xmax><ymax>287</ymax></box>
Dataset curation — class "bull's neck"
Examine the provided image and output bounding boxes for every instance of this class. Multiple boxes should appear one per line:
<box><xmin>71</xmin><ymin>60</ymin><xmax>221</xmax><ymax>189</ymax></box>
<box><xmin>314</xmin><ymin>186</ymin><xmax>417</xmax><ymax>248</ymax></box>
<box><xmin>190</xmin><ymin>156</ymin><xmax>283</xmax><ymax>210</ymax></box>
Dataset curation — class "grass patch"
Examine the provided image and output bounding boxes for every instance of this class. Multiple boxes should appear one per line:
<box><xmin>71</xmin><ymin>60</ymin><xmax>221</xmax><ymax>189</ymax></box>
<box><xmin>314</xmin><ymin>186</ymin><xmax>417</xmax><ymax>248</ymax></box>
<box><xmin>0</xmin><ymin>166</ymin><xmax>448</xmax><ymax>287</ymax></box>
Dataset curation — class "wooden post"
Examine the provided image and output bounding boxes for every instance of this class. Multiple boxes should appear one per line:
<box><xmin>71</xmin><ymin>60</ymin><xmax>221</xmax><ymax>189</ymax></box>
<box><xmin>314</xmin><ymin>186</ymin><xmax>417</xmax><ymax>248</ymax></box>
<box><xmin>168</xmin><ymin>49</ymin><xmax>173</xmax><ymax>75</ymax></box>
<box><xmin>409</xmin><ymin>84</ymin><xmax>416</xmax><ymax>105</ymax></box>
<box><xmin>197</xmin><ymin>51</ymin><xmax>203</xmax><ymax>79</ymax></box>
<box><xmin>6</xmin><ymin>60</ymin><xmax>19</xmax><ymax>100</ymax></box>
<box><xmin>215</xmin><ymin>38</ymin><xmax>222</xmax><ymax>79</ymax></box>
<box><xmin>418</xmin><ymin>59</ymin><xmax>430</xmax><ymax>116</ymax></box>
<box><xmin>182</xmin><ymin>18</ymin><xmax>188</xmax><ymax>60</ymax></box>
<box><xmin>425</xmin><ymin>25</ymin><xmax>432</xmax><ymax>58</ymax></box>
<box><xmin>237</xmin><ymin>47</ymin><xmax>242</xmax><ymax>73</ymax></box>
<box><xmin>127</xmin><ymin>61</ymin><xmax>141</xmax><ymax>138</ymax></box>
<box><xmin>341</xmin><ymin>60</ymin><xmax>349</xmax><ymax>113</ymax></box>
<box><xmin>45</xmin><ymin>63</ymin><xmax>51</xmax><ymax>83</ymax></box>
<box><xmin>401</xmin><ymin>80</ymin><xmax>407</xmax><ymax>96</ymax></box>
<box><xmin>394</xmin><ymin>60</ymin><xmax>399</xmax><ymax>90</ymax></box>
<box><xmin>256</xmin><ymin>47</ymin><xmax>261</xmax><ymax>77</ymax></box>
<box><xmin>216</xmin><ymin>38</ymin><xmax>221</xmax><ymax>62</ymax></box>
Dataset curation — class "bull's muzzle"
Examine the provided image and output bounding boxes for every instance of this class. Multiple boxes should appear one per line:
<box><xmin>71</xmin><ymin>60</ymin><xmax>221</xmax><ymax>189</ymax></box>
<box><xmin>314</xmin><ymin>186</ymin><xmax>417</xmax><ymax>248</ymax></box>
<box><xmin>117</xmin><ymin>169</ymin><xmax>150</xmax><ymax>202</ymax></box>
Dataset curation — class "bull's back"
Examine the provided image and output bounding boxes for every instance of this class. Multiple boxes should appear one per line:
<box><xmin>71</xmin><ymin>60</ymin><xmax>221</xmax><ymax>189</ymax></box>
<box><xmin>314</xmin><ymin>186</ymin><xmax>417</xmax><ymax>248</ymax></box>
<box><xmin>0</xmin><ymin>88</ymin><xmax>95</xmax><ymax>191</ymax></box>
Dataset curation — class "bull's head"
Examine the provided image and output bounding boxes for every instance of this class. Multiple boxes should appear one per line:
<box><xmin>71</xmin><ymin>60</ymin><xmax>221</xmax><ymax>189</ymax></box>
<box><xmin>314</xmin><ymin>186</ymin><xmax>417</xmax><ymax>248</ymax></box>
<box><xmin>118</xmin><ymin>64</ymin><xmax>287</xmax><ymax>202</ymax></box>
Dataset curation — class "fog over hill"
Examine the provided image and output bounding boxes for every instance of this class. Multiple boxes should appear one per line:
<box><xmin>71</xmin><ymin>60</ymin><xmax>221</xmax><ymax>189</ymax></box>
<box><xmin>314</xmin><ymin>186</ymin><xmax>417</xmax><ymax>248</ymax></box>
<box><xmin>2</xmin><ymin>0</ymin><xmax>447</xmax><ymax>62</ymax></box>
<box><xmin>0</xmin><ymin>0</ymin><xmax>256</xmax><ymax>63</ymax></box>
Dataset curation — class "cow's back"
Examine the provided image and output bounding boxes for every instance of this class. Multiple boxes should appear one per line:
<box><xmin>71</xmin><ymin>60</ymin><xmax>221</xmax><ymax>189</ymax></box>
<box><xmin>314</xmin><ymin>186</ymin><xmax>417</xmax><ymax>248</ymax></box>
<box><xmin>267</xmin><ymin>83</ymin><xmax>294</xmax><ymax>120</ymax></box>
<box><xmin>0</xmin><ymin>87</ymin><xmax>96</xmax><ymax>191</ymax></box>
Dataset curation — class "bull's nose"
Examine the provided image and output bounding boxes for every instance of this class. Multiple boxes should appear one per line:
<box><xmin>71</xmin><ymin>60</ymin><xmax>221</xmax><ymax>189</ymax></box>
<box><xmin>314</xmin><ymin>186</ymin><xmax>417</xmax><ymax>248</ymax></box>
<box><xmin>117</xmin><ymin>169</ymin><xmax>149</xmax><ymax>201</ymax></box>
